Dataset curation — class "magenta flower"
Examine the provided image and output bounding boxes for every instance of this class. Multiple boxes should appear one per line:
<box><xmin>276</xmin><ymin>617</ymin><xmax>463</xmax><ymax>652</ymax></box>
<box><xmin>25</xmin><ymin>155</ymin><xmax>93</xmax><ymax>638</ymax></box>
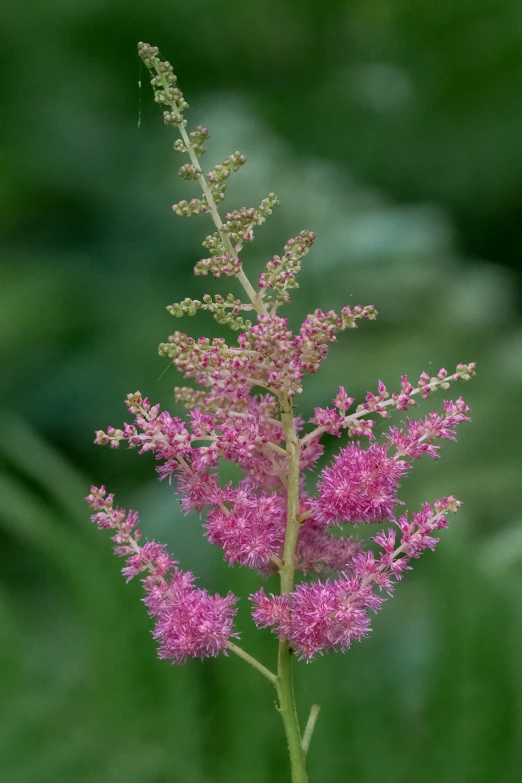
<box><xmin>205</xmin><ymin>491</ymin><xmax>286</xmax><ymax>568</ymax></box>
<box><xmin>86</xmin><ymin>486</ymin><xmax>238</xmax><ymax>663</ymax></box>
<box><xmin>85</xmin><ymin>42</ymin><xmax>477</xmax><ymax>781</ymax></box>
<box><xmin>251</xmin><ymin>496</ymin><xmax>461</xmax><ymax>660</ymax></box>
<box><xmin>312</xmin><ymin>442</ymin><xmax>408</xmax><ymax>526</ymax></box>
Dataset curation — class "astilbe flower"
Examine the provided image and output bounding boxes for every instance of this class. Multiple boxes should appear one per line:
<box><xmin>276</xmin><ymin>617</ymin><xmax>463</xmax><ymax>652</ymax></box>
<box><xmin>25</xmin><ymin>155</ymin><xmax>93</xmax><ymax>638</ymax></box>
<box><xmin>85</xmin><ymin>486</ymin><xmax>237</xmax><ymax>662</ymax></box>
<box><xmin>295</xmin><ymin>515</ymin><xmax>362</xmax><ymax>576</ymax></box>
<box><xmin>85</xmin><ymin>42</ymin><xmax>477</xmax><ymax>781</ymax></box>
<box><xmin>205</xmin><ymin>490</ymin><xmax>286</xmax><ymax>568</ymax></box>
<box><xmin>252</xmin><ymin>495</ymin><xmax>460</xmax><ymax>660</ymax></box>
<box><xmin>312</xmin><ymin>443</ymin><xmax>408</xmax><ymax>525</ymax></box>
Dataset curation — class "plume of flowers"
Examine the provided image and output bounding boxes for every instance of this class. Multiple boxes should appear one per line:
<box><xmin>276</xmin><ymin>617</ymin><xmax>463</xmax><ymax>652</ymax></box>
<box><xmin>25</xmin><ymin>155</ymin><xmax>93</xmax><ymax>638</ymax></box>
<box><xmin>85</xmin><ymin>41</ymin><xmax>476</xmax><ymax>778</ymax></box>
<box><xmin>86</xmin><ymin>486</ymin><xmax>237</xmax><ymax>662</ymax></box>
<box><xmin>251</xmin><ymin>496</ymin><xmax>461</xmax><ymax>660</ymax></box>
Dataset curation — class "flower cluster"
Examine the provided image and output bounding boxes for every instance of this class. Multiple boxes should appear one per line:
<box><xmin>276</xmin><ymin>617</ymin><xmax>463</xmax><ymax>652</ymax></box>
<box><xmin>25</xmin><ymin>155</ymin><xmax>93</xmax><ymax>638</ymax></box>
<box><xmin>312</xmin><ymin>443</ymin><xmax>409</xmax><ymax>526</ymax></box>
<box><xmin>167</xmin><ymin>293</ymin><xmax>253</xmax><ymax>331</ymax></box>
<box><xmin>86</xmin><ymin>486</ymin><xmax>237</xmax><ymax>662</ymax></box>
<box><xmin>157</xmin><ymin>305</ymin><xmax>377</xmax><ymax>398</ymax></box>
<box><xmin>304</xmin><ymin>363</ymin><xmax>475</xmax><ymax>444</ymax></box>
<box><xmin>87</xmin><ymin>44</ymin><xmax>475</xmax><ymax>672</ymax></box>
<box><xmin>311</xmin><ymin>395</ymin><xmax>471</xmax><ymax>526</ymax></box>
<box><xmin>259</xmin><ymin>230</ymin><xmax>316</xmax><ymax>305</ymax></box>
<box><xmin>206</xmin><ymin>491</ymin><xmax>286</xmax><ymax>568</ymax></box>
<box><xmin>252</xmin><ymin>496</ymin><xmax>461</xmax><ymax>660</ymax></box>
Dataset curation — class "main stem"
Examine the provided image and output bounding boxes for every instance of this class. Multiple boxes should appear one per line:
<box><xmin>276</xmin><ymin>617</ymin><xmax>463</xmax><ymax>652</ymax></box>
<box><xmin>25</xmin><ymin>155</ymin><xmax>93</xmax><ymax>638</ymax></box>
<box><xmin>276</xmin><ymin>392</ymin><xmax>308</xmax><ymax>783</ymax></box>
<box><xmin>164</xmin><ymin>85</ymin><xmax>307</xmax><ymax>777</ymax></box>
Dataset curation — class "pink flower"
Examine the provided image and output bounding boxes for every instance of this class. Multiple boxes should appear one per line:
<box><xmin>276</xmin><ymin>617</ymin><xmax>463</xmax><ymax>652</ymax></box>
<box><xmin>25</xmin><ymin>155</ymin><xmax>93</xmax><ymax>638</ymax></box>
<box><xmin>251</xmin><ymin>581</ymin><xmax>375</xmax><ymax>660</ymax></box>
<box><xmin>205</xmin><ymin>491</ymin><xmax>286</xmax><ymax>568</ymax></box>
<box><xmin>86</xmin><ymin>488</ymin><xmax>238</xmax><ymax>662</ymax></box>
<box><xmin>151</xmin><ymin>587</ymin><xmax>238</xmax><ymax>663</ymax></box>
<box><xmin>312</xmin><ymin>443</ymin><xmax>408</xmax><ymax>525</ymax></box>
<box><xmin>251</xmin><ymin>496</ymin><xmax>461</xmax><ymax>659</ymax></box>
<box><xmin>386</xmin><ymin>397</ymin><xmax>471</xmax><ymax>460</ymax></box>
<box><xmin>296</xmin><ymin>517</ymin><xmax>362</xmax><ymax>575</ymax></box>
<box><xmin>91</xmin><ymin>46</ymin><xmax>477</xmax><ymax>691</ymax></box>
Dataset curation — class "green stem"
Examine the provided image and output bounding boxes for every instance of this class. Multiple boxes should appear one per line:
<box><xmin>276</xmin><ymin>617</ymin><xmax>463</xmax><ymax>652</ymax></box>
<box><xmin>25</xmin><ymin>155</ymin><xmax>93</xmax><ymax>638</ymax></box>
<box><xmin>279</xmin><ymin>393</ymin><xmax>301</xmax><ymax>596</ymax></box>
<box><xmin>276</xmin><ymin>642</ymin><xmax>308</xmax><ymax>783</ymax></box>
<box><xmin>277</xmin><ymin>392</ymin><xmax>309</xmax><ymax>783</ymax></box>
<box><xmin>226</xmin><ymin>641</ymin><xmax>277</xmax><ymax>685</ymax></box>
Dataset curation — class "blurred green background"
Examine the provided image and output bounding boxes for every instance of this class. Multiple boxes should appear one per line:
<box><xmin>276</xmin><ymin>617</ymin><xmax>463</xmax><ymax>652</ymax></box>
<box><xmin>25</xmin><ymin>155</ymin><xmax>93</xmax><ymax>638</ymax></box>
<box><xmin>1</xmin><ymin>1</ymin><xmax>522</xmax><ymax>781</ymax></box>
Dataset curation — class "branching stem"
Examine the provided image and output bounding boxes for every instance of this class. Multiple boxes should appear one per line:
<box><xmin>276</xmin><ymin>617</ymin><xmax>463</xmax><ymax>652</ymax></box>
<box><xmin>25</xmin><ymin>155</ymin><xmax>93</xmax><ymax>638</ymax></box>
<box><xmin>177</xmin><ymin>125</ymin><xmax>269</xmax><ymax>317</ymax></box>
<box><xmin>302</xmin><ymin>705</ymin><xmax>321</xmax><ymax>756</ymax></box>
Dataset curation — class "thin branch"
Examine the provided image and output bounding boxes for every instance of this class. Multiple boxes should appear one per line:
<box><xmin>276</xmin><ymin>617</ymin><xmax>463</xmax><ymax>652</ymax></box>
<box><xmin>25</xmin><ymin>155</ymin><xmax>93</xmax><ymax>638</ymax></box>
<box><xmin>260</xmin><ymin>440</ymin><xmax>288</xmax><ymax>456</ymax></box>
<box><xmin>226</xmin><ymin>642</ymin><xmax>278</xmax><ymax>686</ymax></box>
<box><xmin>300</xmin><ymin>372</ymin><xmax>464</xmax><ymax>447</ymax></box>
<box><xmin>302</xmin><ymin>704</ymin><xmax>321</xmax><ymax>755</ymax></box>
<box><xmin>177</xmin><ymin>125</ymin><xmax>269</xmax><ymax>318</ymax></box>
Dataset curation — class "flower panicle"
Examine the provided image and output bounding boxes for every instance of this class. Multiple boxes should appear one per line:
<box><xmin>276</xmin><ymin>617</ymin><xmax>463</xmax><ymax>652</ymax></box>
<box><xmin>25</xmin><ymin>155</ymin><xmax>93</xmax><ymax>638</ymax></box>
<box><xmin>87</xmin><ymin>44</ymin><xmax>476</xmax><ymax>670</ymax></box>
<box><xmin>86</xmin><ymin>486</ymin><xmax>238</xmax><ymax>662</ymax></box>
<box><xmin>259</xmin><ymin>230</ymin><xmax>316</xmax><ymax>305</ymax></box>
<box><xmin>156</xmin><ymin>301</ymin><xmax>377</xmax><ymax>398</ymax></box>
<box><xmin>137</xmin><ymin>43</ymin><xmax>188</xmax><ymax>127</ymax></box>
<box><xmin>305</xmin><ymin>362</ymin><xmax>475</xmax><ymax>444</ymax></box>
<box><xmin>251</xmin><ymin>496</ymin><xmax>462</xmax><ymax>660</ymax></box>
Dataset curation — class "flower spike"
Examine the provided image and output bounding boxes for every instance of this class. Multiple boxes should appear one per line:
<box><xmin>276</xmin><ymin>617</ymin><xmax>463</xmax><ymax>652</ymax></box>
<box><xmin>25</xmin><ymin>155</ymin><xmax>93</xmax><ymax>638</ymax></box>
<box><xmin>87</xmin><ymin>43</ymin><xmax>476</xmax><ymax>778</ymax></box>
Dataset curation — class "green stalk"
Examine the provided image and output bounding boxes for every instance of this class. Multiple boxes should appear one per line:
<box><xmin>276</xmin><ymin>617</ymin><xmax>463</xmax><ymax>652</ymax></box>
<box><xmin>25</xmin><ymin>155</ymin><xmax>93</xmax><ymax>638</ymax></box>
<box><xmin>276</xmin><ymin>641</ymin><xmax>307</xmax><ymax>783</ymax></box>
<box><xmin>276</xmin><ymin>392</ymin><xmax>308</xmax><ymax>783</ymax></box>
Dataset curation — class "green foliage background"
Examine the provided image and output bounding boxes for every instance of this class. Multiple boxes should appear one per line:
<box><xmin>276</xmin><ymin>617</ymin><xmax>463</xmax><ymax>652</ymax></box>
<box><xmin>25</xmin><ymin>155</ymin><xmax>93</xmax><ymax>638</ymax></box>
<box><xmin>1</xmin><ymin>2</ymin><xmax>521</xmax><ymax>781</ymax></box>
